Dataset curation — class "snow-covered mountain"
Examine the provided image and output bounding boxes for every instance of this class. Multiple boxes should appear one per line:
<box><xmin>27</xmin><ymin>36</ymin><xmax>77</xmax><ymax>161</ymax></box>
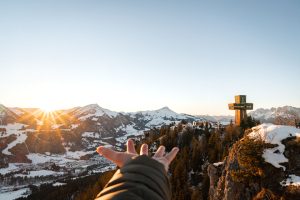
<box><xmin>196</xmin><ymin>115</ymin><xmax>234</xmax><ymax>124</ymax></box>
<box><xmin>70</xmin><ymin>104</ymin><xmax>118</xmax><ymax>120</ymax></box>
<box><xmin>249</xmin><ymin>106</ymin><xmax>300</xmax><ymax>125</ymax></box>
<box><xmin>62</xmin><ymin>104</ymin><xmax>200</xmax><ymax>130</ymax></box>
<box><xmin>66</xmin><ymin>104</ymin><xmax>195</xmax><ymax>124</ymax></box>
<box><xmin>0</xmin><ymin>103</ymin><xmax>202</xmax><ymax>167</ymax></box>
<box><xmin>0</xmin><ymin>103</ymin><xmax>205</xmax><ymax>197</ymax></box>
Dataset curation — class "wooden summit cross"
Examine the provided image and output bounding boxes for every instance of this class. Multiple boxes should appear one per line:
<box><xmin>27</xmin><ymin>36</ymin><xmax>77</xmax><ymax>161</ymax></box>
<box><xmin>228</xmin><ymin>95</ymin><xmax>253</xmax><ymax>126</ymax></box>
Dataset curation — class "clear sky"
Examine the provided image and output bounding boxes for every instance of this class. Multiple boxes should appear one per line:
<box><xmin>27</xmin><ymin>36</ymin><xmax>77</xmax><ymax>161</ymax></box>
<box><xmin>0</xmin><ymin>0</ymin><xmax>299</xmax><ymax>115</ymax></box>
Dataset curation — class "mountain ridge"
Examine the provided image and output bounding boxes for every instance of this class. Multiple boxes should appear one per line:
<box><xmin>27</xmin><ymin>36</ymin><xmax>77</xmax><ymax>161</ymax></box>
<box><xmin>249</xmin><ymin>106</ymin><xmax>300</xmax><ymax>125</ymax></box>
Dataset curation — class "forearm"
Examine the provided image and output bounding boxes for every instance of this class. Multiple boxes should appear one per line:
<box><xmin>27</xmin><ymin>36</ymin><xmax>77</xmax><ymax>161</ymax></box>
<box><xmin>96</xmin><ymin>155</ymin><xmax>171</xmax><ymax>200</ymax></box>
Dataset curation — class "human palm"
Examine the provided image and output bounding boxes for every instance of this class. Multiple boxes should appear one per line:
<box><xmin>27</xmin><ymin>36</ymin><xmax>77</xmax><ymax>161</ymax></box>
<box><xmin>96</xmin><ymin>139</ymin><xmax>179</xmax><ymax>172</ymax></box>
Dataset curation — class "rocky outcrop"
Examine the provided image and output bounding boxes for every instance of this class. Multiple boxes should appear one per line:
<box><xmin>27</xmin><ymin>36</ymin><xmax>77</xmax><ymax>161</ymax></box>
<box><xmin>208</xmin><ymin>139</ymin><xmax>261</xmax><ymax>200</ymax></box>
<box><xmin>208</xmin><ymin>125</ymin><xmax>300</xmax><ymax>200</ymax></box>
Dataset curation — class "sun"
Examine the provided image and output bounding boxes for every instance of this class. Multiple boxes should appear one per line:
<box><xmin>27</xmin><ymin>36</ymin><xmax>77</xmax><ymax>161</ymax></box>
<box><xmin>40</xmin><ymin>104</ymin><xmax>57</xmax><ymax>113</ymax></box>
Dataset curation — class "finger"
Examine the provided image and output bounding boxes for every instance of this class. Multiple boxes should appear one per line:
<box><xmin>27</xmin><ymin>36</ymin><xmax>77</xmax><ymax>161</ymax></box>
<box><xmin>154</xmin><ymin>146</ymin><xmax>165</xmax><ymax>157</ymax></box>
<box><xmin>140</xmin><ymin>144</ymin><xmax>148</xmax><ymax>156</ymax></box>
<box><xmin>126</xmin><ymin>139</ymin><xmax>137</xmax><ymax>154</ymax></box>
<box><xmin>97</xmin><ymin>146</ymin><xmax>128</xmax><ymax>167</ymax></box>
<box><xmin>165</xmin><ymin>147</ymin><xmax>179</xmax><ymax>163</ymax></box>
<box><xmin>96</xmin><ymin>146</ymin><xmax>119</xmax><ymax>162</ymax></box>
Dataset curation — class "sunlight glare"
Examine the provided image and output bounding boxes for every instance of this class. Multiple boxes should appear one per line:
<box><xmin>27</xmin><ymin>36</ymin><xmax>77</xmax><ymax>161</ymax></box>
<box><xmin>40</xmin><ymin>104</ymin><xmax>57</xmax><ymax>113</ymax></box>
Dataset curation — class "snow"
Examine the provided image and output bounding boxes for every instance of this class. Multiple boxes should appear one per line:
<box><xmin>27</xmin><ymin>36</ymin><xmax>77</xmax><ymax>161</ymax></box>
<box><xmin>0</xmin><ymin>188</ymin><xmax>29</xmax><ymax>200</ymax></box>
<box><xmin>79</xmin><ymin>113</ymin><xmax>95</xmax><ymax>120</ymax></box>
<box><xmin>213</xmin><ymin>162</ymin><xmax>224</xmax><ymax>167</ymax></box>
<box><xmin>281</xmin><ymin>174</ymin><xmax>300</xmax><ymax>187</ymax></box>
<box><xmin>27</xmin><ymin>153</ymin><xmax>74</xmax><ymax>164</ymax></box>
<box><xmin>0</xmin><ymin>163</ymin><xmax>19</xmax><ymax>175</ymax></box>
<box><xmin>15</xmin><ymin>170</ymin><xmax>64</xmax><ymax>177</ymax></box>
<box><xmin>0</xmin><ymin>123</ymin><xmax>26</xmax><ymax>138</ymax></box>
<box><xmin>220</xmin><ymin>121</ymin><xmax>231</xmax><ymax>125</ymax></box>
<box><xmin>71</xmin><ymin>124</ymin><xmax>79</xmax><ymax>129</ymax></box>
<box><xmin>129</xmin><ymin>107</ymin><xmax>197</xmax><ymax>128</ymax></box>
<box><xmin>262</xmin><ymin>148</ymin><xmax>289</xmax><ymax>169</ymax></box>
<box><xmin>2</xmin><ymin>132</ymin><xmax>28</xmax><ymax>155</ymax></box>
<box><xmin>0</xmin><ymin>123</ymin><xmax>28</xmax><ymax>155</ymax></box>
<box><xmin>116</xmin><ymin>124</ymin><xmax>144</xmax><ymax>143</ymax></box>
<box><xmin>102</xmin><ymin>136</ymin><xmax>113</xmax><ymax>139</ymax></box>
<box><xmin>92</xmin><ymin>165</ymin><xmax>116</xmax><ymax>174</ymax></box>
<box><xmin>52</xmin><ymin>124</ymin><xmax>62</xmax><ymax>129</ymax></box>
<box><xmin>146</xmin><ymin>118</ymin><xmax>176</xmax><ymax>127</ymax></box>
<box><xmin>26</xmin><ymin>150</ymin><xmax>94</xmax><ymax>164</ymax></box>
<box><xmin>248</xmin><ymin>123</ymin><xmax>300</xmax><ymax>170</ymax></box>
<box><xmin>132</xmin><ymin>107</ymin><xmax>185</xmax><ymax>120</ymax></box>
<box><xmin>52</xmin><ymin>182</ymin><xmax>66</xmax><ymax>187</ymax></box>
<box><xmin>36</xmin><ymin>119</ymin><xmax>43</xmax><ymax>125</ymax></box>
<box><xmin>82</xmin><ymin>132</ymin><xmax>100</xmax><ymax>138</ymax></box>
<box><xmin>65</xmin><ymin>150</ymin><xmax>95</xmax><ymax>159</ymax></box>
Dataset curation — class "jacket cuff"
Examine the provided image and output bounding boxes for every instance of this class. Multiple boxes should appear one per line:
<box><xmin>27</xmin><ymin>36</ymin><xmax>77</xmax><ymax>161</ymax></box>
<box><xmin>125</xmin><ymin>155</ymin><xmax>166</xmax><ymax>174</ymax></box>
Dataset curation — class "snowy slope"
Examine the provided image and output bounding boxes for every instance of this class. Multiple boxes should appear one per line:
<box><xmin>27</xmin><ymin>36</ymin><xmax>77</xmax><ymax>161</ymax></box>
<box><xmin>0</xmin><ymin>188</ymin><xmax>28</xmax><ymax>200</ymax></box>
<box><xmin>0</xmin><ymin>123</ymin><xmax>28</xmax><ymax>155</ymax></box>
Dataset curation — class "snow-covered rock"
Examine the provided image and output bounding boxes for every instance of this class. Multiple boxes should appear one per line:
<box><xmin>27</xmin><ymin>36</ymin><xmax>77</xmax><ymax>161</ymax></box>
<box><xmin>281</xmin><ymin>174</ymin><xmax>300</xmax><ymax>187</ymax></box>
<box><xmin>248</xmin><ymin>123</ymin><xmax>300</xmax><ymax>170</ymax></box>
<box><xmin>209</xmin><ymin>123</ymin><xmax>300</xmax><ymax>200</ymax></box>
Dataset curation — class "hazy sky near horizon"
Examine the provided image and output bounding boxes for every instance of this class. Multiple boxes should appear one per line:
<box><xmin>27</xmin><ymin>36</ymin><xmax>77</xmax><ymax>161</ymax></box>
<box><xmin>0</xmin><ymin>0</ymin><xmax>299</xmax><ymax>115</ymax></box>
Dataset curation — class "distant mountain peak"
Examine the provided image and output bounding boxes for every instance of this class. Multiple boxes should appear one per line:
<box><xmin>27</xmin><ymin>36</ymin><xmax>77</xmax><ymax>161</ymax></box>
<box><xmin>249</xmin><ymin>106</ymin><xmax>300</xmax><ymax>125</ymax></box>
<box><xmin>74</xmin><ymin>104</ymin><xmax>118</xmax><ymax>120</ymax></box>
<box><xmin>82</xmin><ymin>103</ymin><xmax>101</xmax><ymax>109</ymax></box>
<box><xmin>0</xmin><ymin>104</ymin><xmax>19</xmax><ymax>122</ymax></box>
<box><xmin>156</xmin><ymin>106</ymin><xmax>175</xmax><ymax>112</ymax></box>
<box><xmin>156</xmin><ymin>106</ymin><xmax>178</xmax><ymax>115</ymax></box>
<box><xmin>158</xmin><ymin>106</ymin><xmax>171</xmax><ymax>110</ymax></box>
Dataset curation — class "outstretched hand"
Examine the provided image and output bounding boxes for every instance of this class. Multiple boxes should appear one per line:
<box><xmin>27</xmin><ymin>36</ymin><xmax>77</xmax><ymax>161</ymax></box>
<box><xmin>96</xmin><ymin>139</ymin><xmax>179</xmax><ymax>172</ymax></box>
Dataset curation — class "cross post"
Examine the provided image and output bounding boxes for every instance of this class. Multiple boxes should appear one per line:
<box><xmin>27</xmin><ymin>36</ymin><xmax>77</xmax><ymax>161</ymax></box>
<box><xmin>228</xmin><ymin>95</ymin><xmax>253</xmax><ymax>126</ymax></box>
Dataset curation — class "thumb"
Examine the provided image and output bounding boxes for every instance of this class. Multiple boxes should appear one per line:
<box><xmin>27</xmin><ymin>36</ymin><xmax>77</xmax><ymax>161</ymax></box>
<box><xmin>97</xmin><ymin>146</ymin><xmax>119</xmax><ymax>163</ymax></box>
<box><xmin>96</xmin><ymin>146</ymin><xmax>130</xmax><ymax>167</ymax></box>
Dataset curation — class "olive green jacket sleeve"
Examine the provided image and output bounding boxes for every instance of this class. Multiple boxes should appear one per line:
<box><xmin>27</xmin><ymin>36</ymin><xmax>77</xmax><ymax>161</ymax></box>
<box><xmin>95</xmin><ymin>155</ymin><xmax>171</xmax><ymax>200</ymax></box>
